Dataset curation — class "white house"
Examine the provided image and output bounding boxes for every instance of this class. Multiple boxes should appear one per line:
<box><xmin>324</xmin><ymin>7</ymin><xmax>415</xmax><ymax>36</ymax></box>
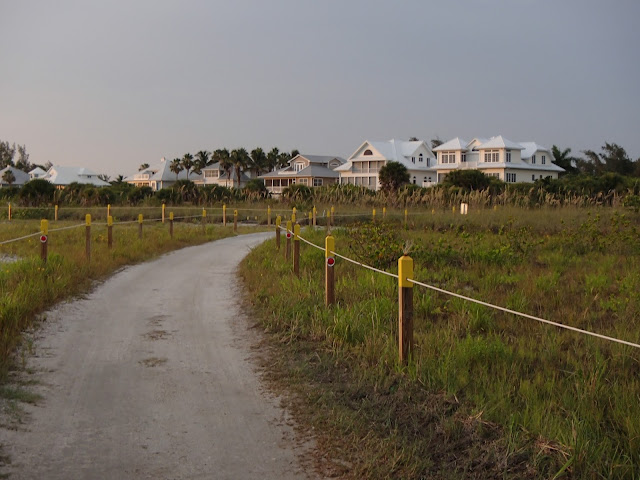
<box><xmin>432</xmin><ymin>135</ymin><xmax>564</xmax><ymax>183</ymax></box>
<box><xmin>336</xmin><ymin>139</ymin><xmax>436</xmax><ymax>190</ymax></box>
<box><xmin>28</xmin><ymin>167</ymin><xmax>47</xmax><ymax>180</ymax></box>
<box><xmin>259</xmin><ymin>154</ymin><xmax>345</xmax><ymax>195</ymax></box>
<box><xmin>198</xmin><ymin>163</ymin><xmax>252</xmax><ymax>189</ymax></box>
<box><xmin>42</xmin><ymin>166</ymin><xmax>110</xmax><ymax>189</ymax></box>
<box><xmin>124</xmin><ymin>158</ymin><xmax>202</xmax><ymax>191</ymax></box>
<box><xmin>0</xmin><ymin>166</ymin><xmax>30</xmax><ymax>187</ymax></box>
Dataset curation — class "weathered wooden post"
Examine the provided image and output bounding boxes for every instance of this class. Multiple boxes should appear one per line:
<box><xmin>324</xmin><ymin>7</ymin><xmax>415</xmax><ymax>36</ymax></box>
<box><xmin>285</xmin><ymin>220</ymin><xmax>292</xmax><ymax>260</ymax></box>
<box><xmin>169</xmin><ymin>212</ymin><xmax>174</xmax><ymax>238</ymax></box>
<box><xmin>162</xmin><ymin>203</ymin><xmax>166</xmax><ymax>223</ymax></box>
<box><xmin>312</xmin><ymin>206</ymin><xmax>317</xmax><ymax>226</ymax></box>
<box><xmin>223</xmin><ymin>204</ymin><xmax>227</xmax><ymax>226</ymax></box>
<box><xmin>202</xmin><ymin>208</ymin><xmax>207</xmax><ymax>233</ymax></box>
<box><xmin>54</xmin><ymin>204</ymin><xmax>59</xmax><ymax>222</ymax></box>
<box><xmin>293</xmin><ymin>223</ymin><xmax>300</xmax><ymax>276</ymax></box>
<box><xmin>404</xmin><ymin>208</ymin><xmax>408</xmax><ymax>229</ymax></box>
<box><xmin>267</xmin><ymin>206</ymin><xmax>271</xmax><ymax>226</ymax></box>
<box><xmin>85</xmin><ymin>214</ymin><xmax>92</xmax><ymax>262</ymax></box>
<box><xmin>233</xmin><ymin>209</ymin><xmax>238</xmax><ymax>232</ymax></box>
<box><xmin>275</xmin><ymin>215</ymin><xmax>281</xmax><ymax>251</ymax></box>
<box><xmin>107</xmin><ymin>215</ymin><xmax>113</xmax><ymax>249</ymax></box>
<box><xmin>8</xmin><ymin>203</ymin><xmax>11</xmax><ymax>221</ymax></box>
<box><xmin>138</xmin><ymin>213</ymin><xmax>143</xmax><ymax>239</ymax></box>
<box><xmin>40</xmin><ymin>219</ymin><xmax>48</xmax><ymax>263</ymax></box>
<box><xmin>398</xmin><ymin>255</ymin><xmax>414</xmax><ymax>365</ymax></box>
<box><xmin>107</xmin><ymin>203</ymin><xmax>111</xmax><ymax>219</ymax></box>
<box><xmin>325</xmin><ymin>234</ymin><xmax>335</xmax><ymax>306</ymax></box>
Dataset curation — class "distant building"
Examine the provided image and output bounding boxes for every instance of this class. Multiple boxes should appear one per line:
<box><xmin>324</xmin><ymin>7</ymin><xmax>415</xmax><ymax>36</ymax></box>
<box><xmin>336</xmin><ymin>139</ymin><xmax>436</xmax><ymax>190</ymax></box>
<box><xmin>432</xmin><ymin>135</ymin><xmax>564</xmax><ymax>183</ymax></box>
<box><xmin>28</xmin><ymin>167</ymin><xmax>47</xmax><ymax>180</ymax></box>
<box><xmin>0</xmin><ymin>166</ymin><xmax>30</xmax><ymax>187</ymax></box>
<box><xmin>259</xmin><ymin>154</ymin><xmax>345</xmax><ymax>195</ymax></box>
<box><xmin>198</xmin><ymin>163</ymin><xmax>251</xmax><ymax>189</ymax></box>
<box><xmin>42</xmin><ymin>166</ymin><xmax>110</xmax><ymax>189</ymax></box>
<box><xmin>124</xmin><ymin>158</ymin><xmax>202</xmax><ymax>191</ymax></box>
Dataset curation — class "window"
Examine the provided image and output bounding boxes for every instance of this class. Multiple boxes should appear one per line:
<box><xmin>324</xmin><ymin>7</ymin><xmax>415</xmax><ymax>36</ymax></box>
<box><xmin>428</xmin><ymin>176</ymin><xmax>432</xmax><ymax>182</ymax></box>
<box><xmin>313</xmin><ymin>178</ymin><xmax>323</xmax><ymax>187</ymax></box>
<box><xmin>411</xmin><ymin>157</ymin><xmax>416</xmax><ymax>164</ymax></box>
<box><xmin>531</xmin><ymin>155</ymin><xmax>536</xmax><ymax>164</ymax></box>
<box><xmin>299</xmin><ymin>178</ymin><xmax>308</xmax><ymax>186</ymax></box>
<box><xmin>506</xmin><ymin>173</ymin><xmax>516</xmax><ymax>183</ymax></box>
<box><xmin>204</xmin><ymin>170</ymin><xmax>219</xmax><ymax>178</ymax></box>
<box><xmin>532</xmin><ymin>174</ymin><xmax>535</xmax><ymax>181</ymax></box>
<box><xmin>506</xmin><ymin>150</ymin><xmax>511</xmax><ymax>163</ymax></box>
<box><xmin>412</xmin><ymin>176</ymin><xmax>416</xmax><ymax>184</ymax></box>
<box><xmin>484</xmin><ymin>150</ymin><xmax>499</xmax><ymax>162</ymax></box>
<box><xmin>294</xmin><ymin>162</ymin><xmax>304</xmax><ymax>172</ymax></box>
<box><xmin>423</xmin><ymin>177</ymin><xmax>427</xmax><ymax>183</ymax></box>
<box><xmin>441</xmin><ymin>151</ymin><xmax>456</xmax><ymax>164</ymax></box>
<box><xmin>461</xmin><ymin>153</ymin><xmax>467</xmax><ymax>162</ymax></box>
<box><xmin>542</xmin><ymin>155</ymin><xmax>546</xmax><ymax>164</ymax></box>
<box><xmin>419</xmin><ymin>153</ymin><xmax>423</xmax><ymax>162</ymax></box>
<box><xmin>363</xmin><ymin>149</ymin><xmax>373</xmax><ymax>156</ymax></box>
<box><xmin>488</xmin><ymin>173</ymin><xmax>500</xmax><ymax>179</ymax></box>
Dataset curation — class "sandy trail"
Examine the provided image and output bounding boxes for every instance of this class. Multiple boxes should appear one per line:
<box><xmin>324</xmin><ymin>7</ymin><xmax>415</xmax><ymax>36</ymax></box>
<box><xmin>0</xmin><ymin>232</ymin><xmax>314</xmax><ymax>479</ymax></box>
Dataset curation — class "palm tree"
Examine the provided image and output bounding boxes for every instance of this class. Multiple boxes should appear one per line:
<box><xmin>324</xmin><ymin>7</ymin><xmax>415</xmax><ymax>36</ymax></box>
<box><xmin>2</xmin><ymin>169</ymin><xmax>16</xmax><ymax>187</ymax></box>
<box><xmin>551</xmin><ymin>146</ymin><xmax>578</xmax><ymax>175</ymax></box>
<box><xmin>212</xmin><ymin>148</ymin><xmax>232</xmax><ymax>186</ymax></box>
<box><xmin>181</xmin><ymin>153</ymin><xmax>194</xmax><ymax>179</ymax></box>
<box><xmin>193</xmin><ymin>150</ymin><xmax>210</xmax><ymax>175</ymax></box>
<box><xmin>139</xmin><ymin>163</ymin><xmax>150</xmax><ymax>171</ymax></box>
<box><xmin>170</xmin><ymin>158</ymin><xmax>184</xmax><ymax>181</ymax></box>
<box><xmin>277</xmin><ymin>151</ymin><xmax>291</xmax><ymax>169</ymax></box>
<box><xmin>230</xmin><ymin>148</ymin><xmax>250</xmax><ymax>188</ymax></box>
<box><xmin>266</xmin><ymin>147</ymin><xmax>280</xmax><ymax>172</ymax></box>
<box><xmin>249</xmin><ymin>147</ymin><xmax>267</xmax><ymax>177</ymax></box>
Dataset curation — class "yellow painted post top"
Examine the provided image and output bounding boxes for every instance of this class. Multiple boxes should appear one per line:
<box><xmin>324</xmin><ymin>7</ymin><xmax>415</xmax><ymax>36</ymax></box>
<box><xmin>107</xmin><ymin>215</ymin><xmax>113</xmax><ymax>227</ymax></box>
<box><xmin>286</xmin><ymin>220</ymin><xmax>292</xmax><ymax>233</ymax></box>
<box><xmin>404</xmin><ymin>208</ymin><xmax>408</xmax><ymax>216</ymax></box>
<box><xmin>162</xmin><ymin>203</ymin><xmax>166</xmax><ymax>210</ymax></box>
<box><xmin>202</xmin><ymin>208</ymin><xmax>206</xmax><ymax>217</ymax></box>
<box><xmin>308</xmin><ymin>212</ymin><xmax>312</xmax><ymax>222</ymax></box>
<box><xmin>223</xmin><ymin>204</ymin><xmax>227</xmax><ymax>211</ymax></box>
<box><xmin>294</xmin><ymin>223</ymin><xmax>300</xmax><ymax>239</ymax></box>
<box><xmin>291</xmin><ymin>213</ymin><xmax>296</xmax><ymax>223</ymax></box>
<box><xmin>452</xmin><ymin>206</ymin><xmax>456</xmax><ymax>213</ymax></box>
<box><xmin>55</xmin><ymin>204</ymin><xmax>59</xmax><ymax>212</ymax></box>
<box><xmin>292</xmin><ymin>207</ymin><xmax>296</xmax><ymax>214</ymax></box>
<box><xmin>41</xmin><ymin>219</ymin><xmax>49</xmax><ymax>234</ymax></box>
<box><xmin>398</xmin><ymin>255</ymin><xmax>414</xmax><ymax>288</ymax></box>
<box><xmin>313</xmin><ymin>206</ymin><xmax>317</xmax><ymax>213</ymax></box>
<box><xmin>276</xmin><ymin>215</ymin><xmax>281</xmax><ymax>227</ymax></box>
<box><xmin>85</xmin><ymin>214</ymin><xmax>91</xmax><ymax>226</ymax></box>
<box><xmin>234</xmin><ymin>209</ymin><xmax>238</xmax><ymax>216</ymax></box>
<box><xmin>383</xmin><ymin>207</ymin><xmax>386</xmax><ymax>214</ymax></box>
<box><xmin>372</xmin><ymin>208</ymin><xmax>376</xmax><ymax>217</ymax></box>
<box><xmin>325</xmin><ymin>234</ymin><xmax>334</xmax><ymax>258</ymax></box>
<box><xmin>331</xmin><ymin>206</ymin><xmax>335</xmax><ymax>213</ymax></box>
<box><xmin>138</xmin><ymin>214</ymin><xmax>143</xmax><ymax>224</ymax></box>
<box><xmin>107</xmin><ymin>203</ymin><xmax>111</xmax><ymax>213</ymax></box>
<box><xmin>169</xmin><ymin>212</ymin><xmax>174</xmax><ymax>220</ymax></box>
<box><xmin>267</xmin><ymin>206</ymin><xmax>271</xmax><ymax>214</ymax></box>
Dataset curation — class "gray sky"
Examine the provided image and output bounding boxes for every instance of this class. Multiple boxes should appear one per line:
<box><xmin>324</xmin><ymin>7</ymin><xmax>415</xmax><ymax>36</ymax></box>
<box><xmin>1</xmin><ymin>0</ymin><xmax>639</xmax><ymax>177</ymax></box>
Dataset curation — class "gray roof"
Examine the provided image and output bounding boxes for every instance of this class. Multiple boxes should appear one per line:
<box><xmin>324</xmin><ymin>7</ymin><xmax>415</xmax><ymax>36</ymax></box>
<box><xmin>44</xmin><ymin>166</ymin><xmax>110</xmax><ymax>186</ymax></box>
<box><xmin>124</xmin><ymin>158</ymin><xmax>203</xmax><ymax>183</ymax></box>
<box><xmin>294</xmin><ymin>154</ymin><xmax>346</xmax><ymax>165</ymax></box>
<box><xmin>0</xmin><ymin>166</ymin><xmax>30</xmax><ymax>186</ymax></box>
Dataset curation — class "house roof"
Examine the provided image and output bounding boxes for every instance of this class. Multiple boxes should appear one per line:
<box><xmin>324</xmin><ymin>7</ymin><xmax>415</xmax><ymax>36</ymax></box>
<box><xmin>45</xmin><ymin>166</ymin><xmax>110</xmax><ymax>186</ymax></box>
<box><xmin>0</xmin><ymin>166</ymin><xmax>30</xmax><ymax>185</ymax></box>
<box><xmin>518</xmin><ymin>142</ymin><xmax>550</xmax><ymax>159</ymax></box>
<box><xmin>124</xmin><ymin>158</ymin><xmax>203</xmax><ymax>183</ymax></box>
<box><xmin>477</xmin><ymin>135</ymin><xmax>523</xmax><ymax>150</ymax></box>
<box><xmin>292</xmin><ymin>154</ymin><xmax>346</xmax><ymax>165</ymax></box>
<box><xmin>29</xmin><ymin>167</ymin><xmax>47</xmax><ymax>176</ymax></box>
<box><xmin>433</xmin><ymin>137</ymin><xmax>469</xmax><ymax>152</ymax></box>
<box><xmin>344</xmin><ymin>139</ymin><xmax>434</xmax><ymax>171</ymax></box>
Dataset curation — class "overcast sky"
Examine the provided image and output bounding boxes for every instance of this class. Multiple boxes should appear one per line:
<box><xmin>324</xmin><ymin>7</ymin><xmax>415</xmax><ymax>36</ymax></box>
<box><xmin>1</xmin><ymin>0</ymin><xmax>639</xmax><ymax>177</ymax></box>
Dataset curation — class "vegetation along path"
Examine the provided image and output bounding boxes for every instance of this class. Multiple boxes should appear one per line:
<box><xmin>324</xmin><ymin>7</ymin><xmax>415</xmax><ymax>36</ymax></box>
<box><xmin>0</xmin><ymin>232</ymin><xmax>316</xmax><ymax>479</ymax></box>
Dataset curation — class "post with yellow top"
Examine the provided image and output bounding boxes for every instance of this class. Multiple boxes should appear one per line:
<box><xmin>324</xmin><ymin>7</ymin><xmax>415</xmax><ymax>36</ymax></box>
<box><xmin>404</xmin><ymin>208</ymin><xmax>408</xmax><ymax>229</ymax></box>
<box><xmin>162</xmin><ymin>203</ymin><xmax>166</xmax><ymax>223</ymax></box>
<box><xmin>233</xmin><ymin>209</ymin><xmax>238</xmax><ymax>232</ymax></box>
<box><xmin>293</xmin><ymin>223</ymin><xmax>301</xmax><ymax>276</ymax></box>
<box><xmin>398</xmin><ymin>255</ymin><xmax>414</xmax><ymax>365</ymax></box>
<box><xmin>325</xmin><ymin>234</ymin><xmax>335</xmax><ymax>306</ymax></box>
<box><xmin>40</xmin><ymin>219</ymin><xmax>49</xmax><ymax>263</ymax></box>
<box><xmin>330</xmin><ymin>205</ymin><xmax>335</xmax><ymax>225</ymax></box>
<box><xmin>383</xmin><ymin>207</ymin><xmax>387</xmax><ymax>220</ymax></box>
<box><xmin>275</xmin><ymin>215</ymin><xmax>282</xmax><ymax>251</ymax></box>
<box><xmin>8</xmin><ymin>203</ymin><xmax>11</xmax><ymax>221</ymax></box>
<box><xmin>202</xmin><ymin>208</ymin><xmax>207</xmax><ymax>233</ymax></box>
<box><xmin>285</xmin><ymin>220</ymin><xmax>292</xmax><ymax>260</ymax></box>
<box><xmin>452</xmin><ymin>206</ymin><xmax>456</xmax><ymax>214</ymax></box>
<box><xmin>85</xmin><ymin>214</ymin><xmax>92</xmax><ymax>262</ymax></box>
<box><xmin>291</xmin><ymin>212</ymin><xmax>296</xmax><ymax>224</ymax></box>
<box><xmin>55</xmin><ymin>204</ymin><xmax>59</xmax><ymax>222</ymax></box>
<box><xmin>107</xmin><ymin>215</ymin><xmax>113</xmax><ymax>249</ymax></box>
<box><xmin>308</xmin><ymin>212</ymin><xmax>312</xmax><ymax>227</ymax></box>
<box><xmin>372</xmin><ymin>208</ymin><xmax>376</xmax><ymax>222</ymax></box>
<box><xmin>267</xmin><ymin>206</ymin><xmax>272</xmax><ymax>226</ymax></box>
<box><xmin>312</xmin><ymin>206</ymin><xmax>317</xmax><ymax>227</ymax></box>
<box><xmin>223</xmin><ymin>204</ymin><xmax>227</xmax><ymax>226</ymax></box>
<box><xmin>138</xmin><ymin>213</ymin><xmax>143</xmax><ymax>239</ymax></box>
<box><xmin>107</xmin><ymin>203</ymin><xmax>111</xmax><ymax>219</ymax></box>
<box><xmin>169</xmin><ymin>212</ymin><xmax>174</xmax><ymax>238</ymax></box>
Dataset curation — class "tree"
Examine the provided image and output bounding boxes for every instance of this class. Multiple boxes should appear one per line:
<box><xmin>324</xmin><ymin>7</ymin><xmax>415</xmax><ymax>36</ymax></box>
<box><xmin>2</xmin><ymin>169</ymin><xmax>16</xmax><ymax>187</ymax></box>
<box><xmin>139</xmin><ymin>163</ymin><xmax>150</xmax><ymax>171</ymax></box>
<box><xmin>578</xmin><ymin>142</ymin><xmax>635</xmax><ymax>176</ymax></box>
<box><xmin>230</xmin><ymin>148</ymin><xmax>250</xmax><ymax>187</ymax></box>
<box><xmin>14</xmin><ymin>144</ymin><xmax>30</xmax><ymax>172</ymax></box>
<box><xmin>430</xmin><ymin>137</ymin><xmax>444</xmax><ymax>151</ymax></box>
<box><xmin>170</xmin><ymin>158</ymin><xmax>184</xmax><ymax>181</ymax></box>
<box><xmin>408</xmin><ymin>136</ymin><xmax>419</xmax><ymax>141</ymax></box>
<box><xmin>213</xmin><ymin>148</ymin><xmax>232</xmax><ymax>186</ymax></box>
<box><xmin>277</xmin><ymin>151</ymin><xmax>291</xmax><ymax>169</ymax></box>
<box><xmin>249</xmin><ymin>147</ymin><xmax>267</xmax><ymax>177</ymax></box>
<box><xmin>97</xmin><ymin>174</ymin><xmax>111</xmax><ymax>183</ymax></box>
<box><xmin>551</xmin><ymin>145</ymin><xmax>578</xmax><ymax>175</ymax></box>
<box><xmin>266</xmin><ymin>147</ymin><xmax>280</xmax><ymax>172</ymax></box>
<box><xmin>442</xmin><ymin>169</ymin><xmax>494</xmax><ymax>190</ymax></box>
<box><xmin>290</xmin><ymin>149</ymin><xmax>300</xmax><ymax>158</ymax></box>
<box><xmin>19</xmin><ymin>179</ymin><xmax>55</xmax><ymax>206</ymax></box>
<box><xmin>112</xmin><ymin>174</ymin><xmax>125</xmax><ymax>184</ymax></box>
<box><xmin>193</xmin><ymin>150</ymin><xmax>210</xmax><ymax>175</ymax></box>
<box><xmin>181</xmin><ymin>153</ymin><xmax>194</xmax><ymax>179</ymax></box>
<box><xmin>378</xmin><ymin>161</ymin><xmax>410</xmax><ymax>192</ymax></box>
<box><xmin>0</xmin><ymin>141</ymin><xmax>16</xmax><ymax>168</ymax></box>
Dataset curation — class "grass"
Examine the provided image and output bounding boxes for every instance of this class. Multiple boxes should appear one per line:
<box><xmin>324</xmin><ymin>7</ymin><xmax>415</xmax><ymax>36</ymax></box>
<box><xmin>240</xmin><ymin>207</ymin><xmax>640</xmax><ymax>479</ymax></box>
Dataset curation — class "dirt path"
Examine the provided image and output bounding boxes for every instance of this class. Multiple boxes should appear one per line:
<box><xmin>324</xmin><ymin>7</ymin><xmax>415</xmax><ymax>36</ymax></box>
<box><xmin>0</xmin><ymin>232</ymin><xmax>315</xmax><ymax>479</ymax></box>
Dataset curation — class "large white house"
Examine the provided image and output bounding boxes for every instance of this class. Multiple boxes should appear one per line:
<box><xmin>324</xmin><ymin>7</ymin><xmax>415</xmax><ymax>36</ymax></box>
<box><xmin>432</xmin><ymin>135</ymin><xmax>564</xmax><ymax>183</ymax></box>
<box><xmin>124</xmin><ymin>158</ymin><xmax>202</xmax><ymax>191</ymax></box>
<box><xmin>42</xmin><ymin>166</ymin><xmax>110</xmax><ymax>189</ymax></box>
<box><xmin>198</xmin><ymin>162</ymin><xmax>252</xmax><ymax>189</ymax></box>
<box><xmin>336</xmin><ymin>139</ymin><xmax>436</xmax><ymax>190</ymax></box>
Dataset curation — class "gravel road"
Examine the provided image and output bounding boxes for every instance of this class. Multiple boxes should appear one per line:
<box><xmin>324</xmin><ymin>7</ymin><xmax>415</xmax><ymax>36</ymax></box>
<box><xmin>0</xmin><ymin>232</ymin><xmax>315</xmax><ymax>479</ymax></box>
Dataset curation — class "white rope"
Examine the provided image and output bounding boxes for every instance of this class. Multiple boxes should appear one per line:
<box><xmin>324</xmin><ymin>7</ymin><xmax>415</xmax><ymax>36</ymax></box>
<box><xmin>331</xmin><ymin>250</ymin><xmax>399</xmax><ymax>279</ymax></box>
<box><xmin>48</xmin><ymin>223</ymin><xmax>86</xmax><ymax>233</ymax></box>
<box><xmin>297</xmin><ymin>234</ymin><xmax>325</xmax><ymax>251</ymax></box>
<box><xmin>0</xmin><ymin>231</ymin><xmax>41</xmax><ymax>245</ymax></box>
<box><xmin>406</xmin><ymin>278</ymin><xmax>640</xmax><ymax>350</ymax></box>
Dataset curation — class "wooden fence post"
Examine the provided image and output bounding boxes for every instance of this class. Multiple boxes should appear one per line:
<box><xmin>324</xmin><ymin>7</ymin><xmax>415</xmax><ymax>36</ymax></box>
<box><xmin>313</xmin><ymin>206</ymin><xmax>317</xmax><ymax>226</ymax></box>
<box><xmin>372</xmin><ymin>208</ymin><xmax>376</xmax><ymax>222</ymax></box>
<box><xmin>293</xmin><ymin>223</ymin><xmax>300</xmax><ymax>276</ymax></box>
<box><xmin>223</xmin><ymin>204</ymin><xmax>227</xmax><ymax>226</ymax></box>
<box><xmin>325</xmin><ymin>234</ymin><xmax>335</xmax><ymax>305</ymax></box>
<box><xmin>291</xmin><ymin>212</ymin><xmax>296</xmax><ymax>224</ymax></box>
<box><xmin>138</xmin><ymin>214</ymin><xmax>143</xmax><ymax>239</ymax></box>
<box><xmin>330</xmin><ymin>206</ymin><xmax>335</xmax><ymax>225</ymax></box>
<box><xmin>285</xmin><ymin>220</ymin><xmax>292</xmax><ymax>260</ymax></box>
<box><xmin>169</xmin><ymin>212</ymin><xmax>174</xmax><ymax>238</ymax></box>
<box><xmin>85</xmin><ymin>214</ymin><xmax>92</xmax><ymax>262</ymax></box>
<box><xmin>383</xmin><ymin>207</ymin><xmax>386</xmax><ymax>220</ymax></box>
<box><xmin>40</xmin><ymin>219</ymin><xmax>48</xmax><ymax>263</ymax></box>
<box><xmin>404</xmin><ymin>208</ymin><xmax>408</xmax><ymax>229</ymax></box>
<box><xmin>202</xmin><ymin>208</ymin><xmax>206</xmax><ymax>233</ymax></box>
<box><xmin>308</xmin><ymin>212</ymin><xmax>312</xmax><ymax>226</ymax></box>
<box><xmin>107</xmin><ymin>215</ymin><xmax>113</xmax><ymax>249</ymax></box>
<box><xmin>398</xmin><ymin>255</ymin><xmax>414</xmax><ymax>365</ymax></box>
<box><xmin>233</xmin><ymin>209</ymin><xmax>238</xmax><ymax>232</ymax></box>
<box><xmin>107</xmin><ymin>203</ymin><xmax>111</xmax><ymax>219</ymax></box>
<box><xmin>54</xmin><ymin>204</ymin><xmax>59</xmax><ymax>222</ymax></box>
<box><xmin>8</xmin><ymin>203</ymin><xmax>11</xmax><ymax>221</ymax></box>
<box><xmin>267</xmin><ymin>206</ymin><xmax>271</xmax><ymax>226</ymax></box>
<box><xmin>162</xmin><ymin>203</ymin><xmax>166</xmax><ymax>223</ymax></box>
<box><xmin>275</xmin><ymin>215</ymin><xmax>281</xmax><ymax>251</ymax></box>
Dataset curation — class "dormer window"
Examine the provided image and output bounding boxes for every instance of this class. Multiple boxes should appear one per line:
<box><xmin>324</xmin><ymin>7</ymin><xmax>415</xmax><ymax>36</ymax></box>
<box><xmin>484</xmin><ymin>150</ymin><xmax>499</xmax><ymax>162</ymax></box>
<box><xmin>363</xmin><ymin>149</ymin><xmax>373</xmax><ymax>156</ymax></box>
<box><xmin>542</xmin><ymin>155</ymin><xmax>546</xmax><ymax>164</ymax></box>
<box><xmin>418</xmin><ymin>154</ymin><xmax>423</xmax><ymax>162</ymax></box>
<box><xmin>531</xmin><ymin>155</ymin><xmax>536</xmax><ymax>164</ymax></box>
<box><xmin>441</xmin><ymin>151</ymin><xmax>456</xmax><ymax>164</ymax></box>
<box><xmin>294</xmin><ymin>163</ymin><xmax>303</xmax><ymax>172</ymax></box>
